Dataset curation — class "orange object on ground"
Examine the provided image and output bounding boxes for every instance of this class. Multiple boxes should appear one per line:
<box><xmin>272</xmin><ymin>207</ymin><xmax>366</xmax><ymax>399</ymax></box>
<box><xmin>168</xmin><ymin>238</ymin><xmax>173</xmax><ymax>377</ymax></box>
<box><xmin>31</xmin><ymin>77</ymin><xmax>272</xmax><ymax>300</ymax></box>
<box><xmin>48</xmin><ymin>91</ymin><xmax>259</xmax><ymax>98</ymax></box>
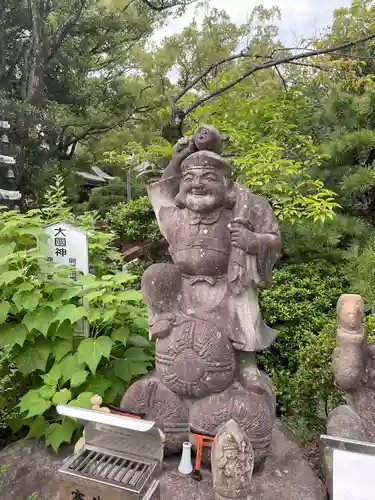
<box><xmin>191</xmin><ymin>430</ymin><xmax>216</xmax><ymax>481</ymax></box>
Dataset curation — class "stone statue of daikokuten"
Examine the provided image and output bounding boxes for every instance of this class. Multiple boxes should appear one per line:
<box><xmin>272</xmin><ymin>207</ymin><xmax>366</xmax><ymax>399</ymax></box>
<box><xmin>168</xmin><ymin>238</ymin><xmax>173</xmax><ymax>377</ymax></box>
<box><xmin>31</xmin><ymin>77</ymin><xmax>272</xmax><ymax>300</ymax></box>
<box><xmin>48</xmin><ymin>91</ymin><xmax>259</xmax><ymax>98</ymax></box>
<box><xmin>121</xmin><ymin>125</ymin><xmax>282</xmax><ymax>466</ymax></box>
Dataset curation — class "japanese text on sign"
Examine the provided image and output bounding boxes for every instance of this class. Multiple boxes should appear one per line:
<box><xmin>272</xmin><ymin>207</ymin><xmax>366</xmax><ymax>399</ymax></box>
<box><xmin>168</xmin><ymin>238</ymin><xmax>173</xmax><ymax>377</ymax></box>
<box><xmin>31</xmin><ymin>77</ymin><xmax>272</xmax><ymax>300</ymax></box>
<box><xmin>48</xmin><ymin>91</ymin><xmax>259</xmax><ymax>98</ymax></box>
<box><xmin>46</xmin><ymin>221</ymin><xmax>89</xmax><ymax>279</ymax></box>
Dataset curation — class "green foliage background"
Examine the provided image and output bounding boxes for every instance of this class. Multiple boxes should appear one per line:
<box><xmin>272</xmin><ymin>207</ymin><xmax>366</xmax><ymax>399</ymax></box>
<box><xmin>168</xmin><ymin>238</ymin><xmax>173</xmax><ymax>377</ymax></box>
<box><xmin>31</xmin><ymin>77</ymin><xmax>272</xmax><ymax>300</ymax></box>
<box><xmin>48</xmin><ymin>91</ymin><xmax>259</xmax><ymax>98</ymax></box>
<box><xmin>3</xmin><ymin>0</ymin><xmax>375</xmax><ymax>451</ymax></box>
<box><xmin>0</xmin><ymin>204</ymin><xmax>153</xmax><ymax>452</ymax></box>
<box><xmin>106</xmin><ymin>196</ymin><xmax>162</xmax><ymax>244</ymax></box>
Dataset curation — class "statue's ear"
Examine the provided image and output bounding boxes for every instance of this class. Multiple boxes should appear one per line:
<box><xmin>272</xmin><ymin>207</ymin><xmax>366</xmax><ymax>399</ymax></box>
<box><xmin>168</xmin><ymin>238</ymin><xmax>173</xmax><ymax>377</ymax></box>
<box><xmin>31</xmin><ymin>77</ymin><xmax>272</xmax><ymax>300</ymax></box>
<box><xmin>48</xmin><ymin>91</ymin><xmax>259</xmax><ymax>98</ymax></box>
<box><xmin>175</xmin><ymin>190</ymin><xmax>185</xmax><ymax>208</ymax></box>
<box><xmin>225</xmin><ymin>180</ymin><xmax>237</xmax><ymax>209</ymax></box>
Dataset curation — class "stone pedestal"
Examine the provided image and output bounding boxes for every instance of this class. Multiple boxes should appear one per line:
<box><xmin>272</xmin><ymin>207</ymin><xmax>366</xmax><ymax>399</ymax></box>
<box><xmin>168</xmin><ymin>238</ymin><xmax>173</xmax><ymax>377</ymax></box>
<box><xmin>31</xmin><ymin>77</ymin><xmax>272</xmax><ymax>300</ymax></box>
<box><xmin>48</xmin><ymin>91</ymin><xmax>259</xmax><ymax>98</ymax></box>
<box><xmin>162</xmin><ymin>422</ymin><xmax>326</xmax><ymax>500</ymax></box>
<box><xmin>0</xmin><ymin>422</ymin><xmax>325</xmax><ymax>500</ymax></box>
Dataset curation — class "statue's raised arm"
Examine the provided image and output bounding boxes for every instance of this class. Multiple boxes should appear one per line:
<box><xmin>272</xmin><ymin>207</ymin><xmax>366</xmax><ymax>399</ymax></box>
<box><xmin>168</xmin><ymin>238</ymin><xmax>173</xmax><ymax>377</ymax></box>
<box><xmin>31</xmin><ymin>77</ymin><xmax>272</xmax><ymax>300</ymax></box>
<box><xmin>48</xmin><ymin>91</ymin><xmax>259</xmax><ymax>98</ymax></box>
<box><xmin>121</xmin><ymin>125</ymin><xmax>282</xmax><ymax>470</ymax></box>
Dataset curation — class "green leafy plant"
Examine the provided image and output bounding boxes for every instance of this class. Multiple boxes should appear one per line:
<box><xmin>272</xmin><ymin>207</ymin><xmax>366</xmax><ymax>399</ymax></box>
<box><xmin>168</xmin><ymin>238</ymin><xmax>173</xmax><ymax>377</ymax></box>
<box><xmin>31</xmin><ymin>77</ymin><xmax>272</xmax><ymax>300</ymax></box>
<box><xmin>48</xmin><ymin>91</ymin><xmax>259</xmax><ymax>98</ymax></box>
<box><xmin>187</xmin><ymin>83</ymin><xmax>339</xmax><ymax>223</ymax></box>
<box><xmin>105</xmin><ymin>196</ymin><xmax>161</xmax><ymax>244</ymax></box>
<box><xmin>0</xmin><ymin>208</ymin><xmax>153</xmax><ymax>452</ymax></box>
<box><xmin>87</xmin><ymin>179</ymin><xmax>129</xmax><ymax>218</ymax></box>
<box><xmin>258</xmin><ymin>261</ymin><xmax>349</xmax><ymax>433</ymax></box>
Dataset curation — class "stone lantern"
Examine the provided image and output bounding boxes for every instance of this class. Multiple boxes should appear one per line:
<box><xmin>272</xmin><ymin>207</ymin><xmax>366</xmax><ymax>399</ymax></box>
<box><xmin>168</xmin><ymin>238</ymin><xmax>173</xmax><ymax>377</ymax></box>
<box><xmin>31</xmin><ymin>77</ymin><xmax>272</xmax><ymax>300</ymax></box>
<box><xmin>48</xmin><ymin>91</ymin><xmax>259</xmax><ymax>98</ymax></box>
<box><xmin>0</xmin><ymin>121</ymin><xmax>21</xmax><ymax>208</ymax></box>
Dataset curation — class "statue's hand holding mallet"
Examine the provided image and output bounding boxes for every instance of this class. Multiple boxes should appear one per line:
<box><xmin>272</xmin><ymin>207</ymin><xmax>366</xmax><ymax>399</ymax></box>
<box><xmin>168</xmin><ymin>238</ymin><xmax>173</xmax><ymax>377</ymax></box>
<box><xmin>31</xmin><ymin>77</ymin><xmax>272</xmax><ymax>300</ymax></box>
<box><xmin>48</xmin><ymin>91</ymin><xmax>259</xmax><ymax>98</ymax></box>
<box><xmin>229</xmin><ymin>218</ymin><xmax>258</xmax><ymax>254</ymax></box>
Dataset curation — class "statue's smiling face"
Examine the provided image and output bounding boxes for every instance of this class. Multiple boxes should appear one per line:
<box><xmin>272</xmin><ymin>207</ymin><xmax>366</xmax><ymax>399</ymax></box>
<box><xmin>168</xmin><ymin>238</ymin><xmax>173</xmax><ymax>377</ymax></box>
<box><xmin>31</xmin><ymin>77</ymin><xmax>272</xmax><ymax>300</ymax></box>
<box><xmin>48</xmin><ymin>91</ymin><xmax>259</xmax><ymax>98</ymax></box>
<box><xmin>180</xmin><ymin>167</ymin><xmax>227</xmax><ymax>213</ymax></box>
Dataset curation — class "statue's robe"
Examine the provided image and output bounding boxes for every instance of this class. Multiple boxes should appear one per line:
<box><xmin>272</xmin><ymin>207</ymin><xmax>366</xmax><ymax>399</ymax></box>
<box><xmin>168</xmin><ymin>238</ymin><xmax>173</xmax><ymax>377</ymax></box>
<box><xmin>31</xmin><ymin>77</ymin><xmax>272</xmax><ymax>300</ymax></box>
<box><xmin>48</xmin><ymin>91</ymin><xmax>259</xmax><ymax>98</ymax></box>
<box><xmin>148</xmin><ymin>177</ymin><xmax>281</xmax><ymax>352</ymax></box>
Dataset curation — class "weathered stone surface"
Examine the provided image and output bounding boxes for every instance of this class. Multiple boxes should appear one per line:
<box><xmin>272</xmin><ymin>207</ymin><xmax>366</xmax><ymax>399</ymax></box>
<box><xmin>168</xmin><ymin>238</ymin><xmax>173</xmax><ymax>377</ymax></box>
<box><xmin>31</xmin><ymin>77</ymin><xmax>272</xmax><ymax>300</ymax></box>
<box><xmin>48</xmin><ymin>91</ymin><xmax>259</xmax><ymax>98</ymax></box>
<box><xmin>121</xmin><ymin>125</ymin><xmax>282</xmax><ymax>464</ymax></box>
<box><xmin>0</xmin><ymin>439</ymin><xmax>71</xmax><ymax>500</ymax></box>
<box><xmin>325</xmin><ymin>293</ymin><xmax>375</xmax><ymax>495</ymax></box>
<box><xmin>162</xmin><ymin>422</ymin><xmax>325</xmax><ymax>500</ymax></box>
<box><xmin>0</xmin><ymin>423</ymin><xmax>325</xmax><ymax>500</ymax></box>
<box><xmin>211</xmin><ymin>419</ymin><xmax>254</xmax><ymax>500</ymax></box>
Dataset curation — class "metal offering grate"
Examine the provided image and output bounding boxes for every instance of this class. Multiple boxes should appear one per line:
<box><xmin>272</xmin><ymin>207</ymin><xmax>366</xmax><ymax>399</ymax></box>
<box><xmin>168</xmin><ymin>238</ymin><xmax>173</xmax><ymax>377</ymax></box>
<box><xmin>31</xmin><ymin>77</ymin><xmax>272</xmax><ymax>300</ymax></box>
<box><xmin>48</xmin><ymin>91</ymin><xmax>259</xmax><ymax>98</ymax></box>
<box><xmin>62</xmin><ymin>446</ymin><xmax>156</xmax><ymax>493</ymax></box>
<box><xmin>57</xmin><ymin>405</ymin><xmax>162</xmax><ymax>500</ymax></box>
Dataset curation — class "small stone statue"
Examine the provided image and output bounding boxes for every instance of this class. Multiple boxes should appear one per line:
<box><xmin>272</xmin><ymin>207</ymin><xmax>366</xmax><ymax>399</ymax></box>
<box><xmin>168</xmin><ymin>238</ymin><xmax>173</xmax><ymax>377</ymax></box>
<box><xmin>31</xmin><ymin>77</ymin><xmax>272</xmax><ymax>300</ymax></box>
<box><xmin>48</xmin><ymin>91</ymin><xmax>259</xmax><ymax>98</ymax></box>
<box><xmin>212</xmin><ymin>419</ymin><xmax>254</xmax><ymax>500</ymax></box>
<box><xmin>91</xmin><ymin>395</ymin><xmax>111</xmax><ymax>413</ymax></box>
<box><xmin>325</xmin><ymin>293</ymin><xmax>375</xmax><ymax>493</ymax></box>
<box><xmin>121</xmin><ymin>125</ymin><xmax>281</xmax><ymax>464</ymax></box>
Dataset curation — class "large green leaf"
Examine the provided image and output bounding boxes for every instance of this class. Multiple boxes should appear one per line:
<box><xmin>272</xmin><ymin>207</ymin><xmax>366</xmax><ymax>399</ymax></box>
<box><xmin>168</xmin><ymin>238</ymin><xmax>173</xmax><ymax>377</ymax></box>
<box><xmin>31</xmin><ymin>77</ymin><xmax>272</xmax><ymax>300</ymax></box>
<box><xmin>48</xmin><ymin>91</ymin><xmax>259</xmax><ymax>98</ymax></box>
<box><xmin>112</xmin><ymin>348</ymin><xmax>153</xmax><ymax>379</ymax></box>
<box><xmin>117</xmin><ymin>290</ymin><xmax>143</xmax><ymax>302</ymax></box>
<box><xmin>26</xmin><ymin>416</ymin><xmax>49</xmax><ymax>439</ymax></box>
<box><xmin>18</xmin><ymin>283</ymin><xmax>34</xmax><ymax>292</ymax></box>
<box><xmin>124</xmin><ymin>347</ymin><xmax>153</xmax><ymax>361</ymax></box>
<box><xmin>55</xmin><ymin>304</ymin><xmax>86</xmax><ymax>325</ymax></box>
<box><xmin>83</xmin><ymin>374</ymin><xmax>111</xmax><ymax>396</ymax></box>
<box><xmin>52</xmin><ymin>389</ymin><xmax>72</xmax><ymax>405</ymax></box>
<box><xmin>102</xmin><ymin>308</ymin><xmax>117</xmax><ymax>322</ymax></box>
<box><xmin>52</xmin><ymin>321</ymin><xmax>74</xmax><ymax>340</ymax></box>
<box><xmin>103</xmin><ymin>371</ymin><xmax>126</xmax><ymax>402</ymax></box>
<box><xmin>19</xmin><ymin>390</ymin><xmax>52</xmax><ymax>419</ymax></box>
<box><xmin>69</xmin><ymin>392</ymin><xmax>94</xmax><ymax>409</ymax></box>
<box><xmin>15</xmin><ymin>339</ymin><xmax>51</xmax><ymax>375</ymax></box>
<box><xmin>112</xmin><ymin>272</ymin><xmax>137</xmax><ymax>284</ymax></box>
<box><xmin>22</xmin><ymin>307</ymin><xmax>55</xmax><ymax>337</ymax></box>
<box><xmin>70</xmin><ymin>368</ymin><xmax>89</xmax><ymax>388</ymax></box>
<box><xmin>0</xmin><ymin>270</ymin><xmax>23</xmax><ymax>285</ymax></box>
<box><xmin>113</xmin><ymin>359</ymin><xmax>133</xmax><ymax>382</ymax></box>
<box><xmin>26</xmin><ymin>399</ymin><xmax>52</xmax><ymax>418</ymax></box>
<box><xmin>42</xmin><ymin>363</ymin><xmax>63</xmax><ymax>386</ymax></box>
<box><xmin>45</xmin><ymin>418</ymin><xmax>76</xmax><ymax>452</ymax></box>
<box><xmin>84</xmin><ymin>290</ymin><xmax>106</xmax><ymax>302</ymax></box>
<box><xmin>0</xmin><ymin>242</ymin><xmax>16</xmax><ymax>259</ymax></box>
<box><xmin>13</xmin><ymin>290</ymin><xmax>42</xmax><ymax>312</ymax></box>
<box><xmin>77</xmin><ymin>336</ymin><xmax>113</xmax><ymax>374</ymax></box>
<box><xmin>39</xmin><ymin>386</ymin><xmax>56</xmax><ymax>400</ymax></box>
<box><xmin>129</xmin><ymin>362</ymin><xmax>151</xmax><ymax>377</ymax></box>
<box><xmin>0</xmin><ymin>324</ymin><xmax>28</xmax><ymax>349</ymax></box>
<box><xmin>0</xmin><ymin>301</ymin><xmax>10</xmax><ymax>323</ymax></box>
<box><xmin>111</xmin><ymin>325</ymin><xmax>130</xmax><ymax>345</ymax></box>
<box><xmin>58</xmin><ymin>286</ymin><xmax>84</xmax><ymax>301</ymax></box>
<box><xmin>86</xmin><ymin>308</ymin><xmax>103</xmax><ymax>323</ymax></box>
<box><xmin>128</xmin><ymin>334</ymin><xmax>151</xmax><ymax>348</ymax></box>
<box><xmin>58</xmin><ymin>354</ymin><xmax>84</xmax><ymax>384</ymax></box>
<box><xmin>52</xmin><ymin>338</ymin><xmax>72</xmax><ymax>363</ymax></box>
<box><xmin>131</xmin><ymin>315</ymin><xmax>148</xmax><ymax>332</ymax></box>
<box><xmin>18</xmin><ymin>390</ymin><xmax>40</xmax><ymax>412</ymax></box>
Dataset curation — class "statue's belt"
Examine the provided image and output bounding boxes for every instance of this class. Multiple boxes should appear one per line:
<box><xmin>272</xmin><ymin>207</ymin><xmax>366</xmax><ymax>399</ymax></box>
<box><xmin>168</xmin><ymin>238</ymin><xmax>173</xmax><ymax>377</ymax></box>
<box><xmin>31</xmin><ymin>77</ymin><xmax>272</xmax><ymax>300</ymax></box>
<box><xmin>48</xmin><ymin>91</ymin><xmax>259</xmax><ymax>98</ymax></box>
<box><xmin>181</xmin><ymin>273</ymin><xmax>225</xmax><ymax>286</ymax></box>
<box><xmin>170</xmin><ymin>236</ymin><xmax>230</xmax><ymax>255</ymax></box>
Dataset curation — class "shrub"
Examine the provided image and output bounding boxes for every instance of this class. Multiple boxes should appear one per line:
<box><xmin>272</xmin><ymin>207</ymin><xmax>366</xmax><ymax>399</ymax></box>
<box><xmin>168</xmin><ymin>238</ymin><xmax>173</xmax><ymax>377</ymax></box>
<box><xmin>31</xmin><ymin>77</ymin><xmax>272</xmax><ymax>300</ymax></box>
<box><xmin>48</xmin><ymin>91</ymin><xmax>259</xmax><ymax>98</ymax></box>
<box><xmin>87</xmin><ymin>179</ymin><xmax>129</xmax><ymax>218</ymax></box>
<box><xmin>0</xmin><ymin>209</ymin><xmax>153</xmax><ymax>451</ymax></box>
<box><xmin>285</xmin><ymin>321</ymin><xmax>343</xmax><ymax>439</ymax></box>
<box><xmin>105</xmin><ymin>196</ymin><xmax>161</xmax><ymax>244</ymax></box>
<box><xmin>281</xmin><ymin>215</ymin><xmax>371</xmax><ymax>264</ymax></box>
<box><xmin>286</xmin><ymin>311</ymin><xmax>375</xmax><ymax>441</ymax></box>
<box><xmin>259</xmin><ymin>261</ymin><xmax>349</xmax><ymax>433</ymax></box>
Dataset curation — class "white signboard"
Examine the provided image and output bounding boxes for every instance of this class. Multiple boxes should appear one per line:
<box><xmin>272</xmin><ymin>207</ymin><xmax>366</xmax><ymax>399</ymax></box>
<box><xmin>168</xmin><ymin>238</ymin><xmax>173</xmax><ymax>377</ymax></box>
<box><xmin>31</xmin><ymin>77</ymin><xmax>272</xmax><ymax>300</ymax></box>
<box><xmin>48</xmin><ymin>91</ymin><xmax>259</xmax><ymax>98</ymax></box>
<box><xmin>46</xmin><ymin>221</ymin><xmax>89</xmax><ymax>279</ymax></box>
<box><xmin>333</xmin><ymin>448</ymin><xmax>375</xmax><ymax>500</ymax></box>
<box><xmin>46</xmin><ymin>221</ymin><xmax>89</xmax><ymax>337</ymax></box>
<box><xmin>322</xmin><ymin>435</ymin><xmax>375</xmax><ymax>500</ymax></box>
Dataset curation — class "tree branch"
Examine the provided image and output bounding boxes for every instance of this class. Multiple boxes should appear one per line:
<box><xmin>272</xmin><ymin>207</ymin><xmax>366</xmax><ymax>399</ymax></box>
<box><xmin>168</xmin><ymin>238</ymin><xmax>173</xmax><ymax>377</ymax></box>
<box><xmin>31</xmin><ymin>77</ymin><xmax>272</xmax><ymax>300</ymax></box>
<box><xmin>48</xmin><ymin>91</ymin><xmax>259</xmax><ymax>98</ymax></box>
<box><xmin>177</xmin><ymin>32</ymin><xmax>375</xmax><ymax>116</ymax></box>
<box><xmin>274</xmin><ymin>66</ymin><xmax>287</xmax><ymax>91</ymax></box>
<box><xmin>288</xmin><ymin>61</ymin><xmax>335</xmax><ymax>72</ymax></box>
<box><xmin>54</xmin><ymin>103</ymin><xmax>154</xmax><ymax>158</ymax></box>
<box><xmin>50</xmin><ymin>0</ymin><xmax>87</xmax><ymax>59</ymax></box>
<box><xmin>86</xmin><ymin>0</ymin><xmax>138</xmax><ymax>57</ymax></box>
<box><xmin>173</xmin><ymin>50</ymin><xmax>254</xmax><ymax>102</ymax></box>
<box><xmin>140</xmin><ymin>0</ymin><xmax>195</xmax><ymax>11</ymax></box>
